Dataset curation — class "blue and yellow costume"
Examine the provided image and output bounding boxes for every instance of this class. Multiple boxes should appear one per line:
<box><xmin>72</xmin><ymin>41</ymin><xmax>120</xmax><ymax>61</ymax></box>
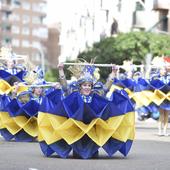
<box><xmin>37</xmin><ymin>64</ymin><xmax>135</xmax><ymax>159</ymax></box>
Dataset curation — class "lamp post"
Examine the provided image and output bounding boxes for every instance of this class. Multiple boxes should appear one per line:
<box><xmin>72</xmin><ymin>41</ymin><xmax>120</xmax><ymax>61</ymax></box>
<box><xmin>38</xmin><ymin>47</ymin><xmax>45</xmax><ymax>75</ymax></box>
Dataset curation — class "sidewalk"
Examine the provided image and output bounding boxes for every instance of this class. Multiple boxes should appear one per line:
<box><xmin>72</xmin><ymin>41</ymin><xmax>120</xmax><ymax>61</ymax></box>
<box><xmin>135</xmin><ymin>118</ymin><xmax>170</xmax><ymax>129</ymax></box>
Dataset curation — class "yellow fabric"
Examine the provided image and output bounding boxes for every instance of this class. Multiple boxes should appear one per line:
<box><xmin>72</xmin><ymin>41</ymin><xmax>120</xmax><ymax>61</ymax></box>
<box><xmin>38</xmin><ymin>112</ymin><xmax>135</xmax><ymax>146</ymax></box>
<box><xmin>0</xmin><ymin>112</ymin><xmax>5</xmax><ymax>129</ymax></box>
<box><xmin>0</xmin><ymin>112</ymin><xmax>21</xmax><ymax>135</ymax></box>
<box><xmin>14</xmin><ymin>116</ymin><xmax>38</xmax><ymax>137</ymax></box>
<box><xmin>108</xmin><ymin>85</ymin><xmax>155</xmax><ymax>108</ymax></box>
<box><xmin>167</xmin><ymin>91</ymin><xmax>170</xmax><ymax>101</ymax></box>
<box><xmin>132</xmin><ymin>90</ymin><xmax>155</xmax><ymax>108</ymax></box>
<box><xmin>152</xmin><ymin>90</ymin><xmax>167</xmax><ymax>105</ymax></box>
<box><xmin>0</xmin><ymin>79</ymin><xmax>12</xmax><ymax>94</ymax></box>
<box><xmin>16</xmin><ymin>84</ymin><xmax>28</xmax><ymax>95</ymax></box>
<box><xmin>0</xmin><ymin>112</ymin><xmax>38</xmax><ymax>137</ymax></box>
<box><xmin>108</xmin><ymin>83</ymin><xmax>170</xmax><ymax>109</ymax></box>
<box><xmin>112</xmin><ymin>112</ymin><xmax>135</xmax><ymax>142</ymax></box>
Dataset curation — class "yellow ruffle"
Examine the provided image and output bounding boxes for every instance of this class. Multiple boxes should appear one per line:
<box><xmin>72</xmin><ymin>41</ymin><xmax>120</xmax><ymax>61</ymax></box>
<box><xmin>152</xmin><ymin>90</ymin><xmax>168</xmax><ymax>105</ymax></box>
<box><xmin>0</xmin><ymin>112</ymin><xmax>37</xmax><ymax>137</ymax></box>
<box><xmin>0</xmin><ymin>79</ymin><xmax>12</xmax><ymax>94</ymax></box>
<box><xmin>38</xmin><ymin>112</ymin><xmax>135</xmax><ymax>146</ymax></box>
<box><xmin>0</xmin><ymin>79</ymin><xmax>28</xmax><ymax>94</ymax></box>
<box><xmin>108</xmin><ymin>84</ymin><xmax>170</xmax><ymax>107</ymax></box>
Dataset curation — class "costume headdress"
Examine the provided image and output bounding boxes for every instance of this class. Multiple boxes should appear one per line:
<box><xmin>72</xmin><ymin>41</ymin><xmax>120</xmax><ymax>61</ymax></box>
<box><xmin>0</xmin><ymin>47</ymin><xmax>13</xmax><ymax>58</ymax></box>
<box><xmin>24</xmin><ymin>66</ymin><xmax>45</xmax><ymax>86</ymax></box>
<box><xmin>67</xmin><ymin>58</ymin><xmax>100</xmax><ymax>85</ymax></box>
<box><xmin>122</xmin><ymin>59</ymin><xmax>136</xmax><ymax>73</ymax></box>
<box><xmin>0</xmin><ymin>46</ymin><xmax>30</xmax><ymax>71</ymax></box>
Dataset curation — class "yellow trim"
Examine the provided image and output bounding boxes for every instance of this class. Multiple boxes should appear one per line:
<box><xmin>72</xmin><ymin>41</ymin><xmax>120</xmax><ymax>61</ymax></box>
<box><xmin>0</xmin><ymin>112</ymin><xmax>38</xmax><ymax>137</ymax></box>
<box><xmin>0</xmin><ymin>79</ymin><xmax>12</xmax><ymax>94</ymax></box>
<box><xmin>38</xmin><ymin>112</ymin><xmax>135</xmax><ymax>146</ymax></box>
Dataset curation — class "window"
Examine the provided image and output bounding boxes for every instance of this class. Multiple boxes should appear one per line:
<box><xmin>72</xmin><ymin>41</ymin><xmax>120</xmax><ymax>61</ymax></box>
<box><xmin>1</xmin><ymin>23</ymin><xmax>11</xmax><ymax>31</ymax></box>
<box><xmin>12</xmin><ymin>0</ymin><xmax>21</xmax><ymax>8</ymax></box>
<box><xmin>12</xmin><ymin>39</ymin><xmax>20</xmax><ymax>47</ymax></box>
<box><xmin>32</xmin><ymin>16</ymin><xmax>41</xmax><ymax>24</ymax></box>
<box><xmin>22</xmin><ymin>1</ymin><xmax>30</xmax><ymax>10</ymax></box>
<box><xmin>11</xmin><ymin>13</ymin><xmax>20</xmax><ymax>21</ymax></box>
<box><xmin>22</xmin><ymin>40</ymin><xmax>30</xmax><ymax>47</ymax></box>
<box><xmin>22</xmin><ymin>26</ymin><xmax>30</xmax><ymax>35</ymax></box>
<box><xmin>32</xmin><ymin>28</ymin><xmax>39</xmax><ymax>37</ymax></box>
<box><xmin>12</xmin><ymin>25</ymin><xmax>20</xmax><ymax>34</ymax></box>
<box><xmin>32</xmin><ymin>28</ymin><xmax>48</xmax><ymax>38</ymax></box>
<box><xmin>32</xmin><ymin>41</ymin><xmax>41</xmax><ymax>49</ymax></box>
<box><xmin>32</xmin><ymin>2</ymin><xmax>46</xmax><ymax>12</ymax></box>
<box><xmin>22</xmin><ymin>15</ymin><xmax>30</xmax><ymax>24</ymax></box>
<box><xmin>32</xmin><ymin>3</ymin><xmax>39</xmax><ymax>11</ymax></box>
<box><xmin>39</xmin><ymin>27</ymin><xmax>48</xmax><ymax>38</ymax></box>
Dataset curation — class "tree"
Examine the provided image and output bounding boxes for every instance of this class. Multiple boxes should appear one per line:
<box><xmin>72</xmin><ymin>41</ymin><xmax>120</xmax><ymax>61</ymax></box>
<box><xmin>77</xmin><ymin>31</ymin><xmax>170</xmax><ymax>80</ymax></box>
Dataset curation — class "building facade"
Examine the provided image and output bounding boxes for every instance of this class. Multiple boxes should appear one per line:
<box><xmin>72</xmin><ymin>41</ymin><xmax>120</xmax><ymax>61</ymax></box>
<box><xmin>0</xmin><ymin>0</ymin><xmax>48</xmax><ymax>65</ymax></box>
<box><xmin>45</xmin><ymin>23</ymin><xmax>61</xmax><ymax>69</ymax></box>
<box><xmin>56</xmin><ymin>0</ymin><xmax>170</xmax><ymax>62</ymax></box>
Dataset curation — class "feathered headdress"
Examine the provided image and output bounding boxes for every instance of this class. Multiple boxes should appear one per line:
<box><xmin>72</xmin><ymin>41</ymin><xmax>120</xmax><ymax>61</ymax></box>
<box><xmin>67</xmin><ymin>58</ymin><xmax>100</xmax><ymax>84</ymax></box>
<box><xmin>122</xmin><ymin>59</ymin><xmax>135</xmax><ymax>73</ymax></box>
<box><xmin>151</xmin><ymin>56</ymin><xmax>166</xmax><ymax>68</ymax></box>
<box><xmin>0</xmin><ymin>46</ymin><xmax>32</xmax><ymax>71</ymax></box>
<box><xmin>24</xmin><ymin>66</ymin><xmax>45</xmax><ymax>85</ymax></box>
<box><xmin>0</xmin><ymin>47</ymin><xmax>12</xmax><ymax>57</ymax></box>
<box><xmin>67</xmin><ymin>58</ymin><xmax>86</xmax><ymax>79</ymax></box>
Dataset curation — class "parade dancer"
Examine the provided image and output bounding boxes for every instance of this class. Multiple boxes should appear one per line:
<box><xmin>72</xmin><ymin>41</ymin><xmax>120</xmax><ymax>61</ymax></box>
<box><xmin>157</xmin><ymin>67</ymin><xmax>170</xmax><ymax>136</ymax></box>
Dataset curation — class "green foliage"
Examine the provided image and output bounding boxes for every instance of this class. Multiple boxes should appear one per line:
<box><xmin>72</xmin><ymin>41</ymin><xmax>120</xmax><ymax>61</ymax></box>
<box><xmin>77</xmin><ymin>31</ymin><xmax>170</xmax><ymax>80</ymax></box>
<box><xmin>45</xmin><ymin>68</ymin><xmax>58</xmax><ymax>82</ymax></box>
<box><xmin>48</xmin><ymin>31</ymin><xmax>170</xmax><ymax>81</ymax></box>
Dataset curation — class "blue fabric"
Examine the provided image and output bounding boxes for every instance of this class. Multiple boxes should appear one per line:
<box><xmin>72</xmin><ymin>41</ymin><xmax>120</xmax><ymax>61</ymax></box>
<box><xmin>50</xmin><ymin>140</ymin><xmax>72</xmax><ymax>158</ymax></box>
<box><xmin>39</xmin><ymin>89</ymin><xmax>67</xmax><ymax>117</ymax></box>
<box><xmin>38</xmin><ymin>89</ymin><xmax>134</xmax><ymax>159</ymax></box>
<box><xmin>160</xmin><ymin>100</ymin><xmax>170</xmax><ymax>110</ymax></box>
<box><xmin>22</xmin><ymin>100</ymin><xmax>40</xmax><ymax>117</ymax></box>
<box><xmin>14</xmin><ymin>130</ymin><xmax>35</xmax><ymax>142</ymax></box>
<box><xmin>7</xmin><ymin>98</ymin><xmax>40</xmax><ymax>117</ymax></box>
<box><xmin>71</xmin><ymin>135</ymin><xmax>100</xmax><ymax>159</ymax></box>
<box><xmin>114</xmin><ymin>78</ymin><xmax>135</xmax><ymax>91</ymax></box>
<box><xmin>151</xmin><ymin>111</ymin><xmax>160</xmax><ymax>120</ymax></box>
<box><xmin>134</xmin><ymin>78</ymin><xmax>150</xmax><ymax>92</ymax></box>
<box><xmin>0</xmin><ymin>95</ymin><xmax>11</xmax><ymax>111</ymax></box>
<box><xmin>119</xmin><ymin>140</ymin><xmax>133</xmax><ymax>156</ymax></box>
<box><xmin>7</xmin><ymin>98</ymin><xmax>25</xmax><ymax>117</ymax></box>
<box><xmin>0</xmin><ymin>70</ymin><xmax>25</xmax><ymax>82</ymax></box>
<box><xmin>149</xmin><ymin>79</ymin><xmax>165</xmax><ymax>90</ymax></box>
<box><xmin>0</xmin><ymin>128</ymin><xmax>14</xmax><ymax>141</ymax></box>
<box><xmin>39</xmin><ymin>140</ymin><xmax>72</xmax><ymax>157</ymax></box>
<box><xmin>0</xmin><ymin>129</ymin><xmax>34</xmax><ymax>142</ymax></box>
<box><xmin>147</xmin><ymin>103</ymin><xmax>159</xmax><ymax>113</ymax></box>
<box><xmin>103</xmin><ymin>138</ymin><xmax>124</xmax><ymax>156</ymax></box>
<box><xmin>39</xmin><ymin>141</ymin><xmax>54</xmax><ymax>157</ymax></box>
<box><xmin>39</xmin><ymin>90</ymin><xmax>134</xmax><ymax>123</ymax></box>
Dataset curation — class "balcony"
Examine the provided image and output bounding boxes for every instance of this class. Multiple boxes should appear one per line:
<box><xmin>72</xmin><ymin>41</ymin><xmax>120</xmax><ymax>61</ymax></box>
<box><xmin>133</xmin><ymin>11</ymin><xmax>159</xmax><ymax>30</ymax></box>
<box><xmin>153</xmin><ymin>0</ymin><xmax>170</xmax><ymax>10</ymax></box>
<box><xmin>0</xmin><ymin>4</ymin><xmax>12</xmax><ymax>13</ymax></box>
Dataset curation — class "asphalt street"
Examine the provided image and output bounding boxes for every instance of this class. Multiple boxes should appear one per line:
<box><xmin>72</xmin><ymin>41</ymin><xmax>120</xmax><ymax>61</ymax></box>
<box><xmin>0</xmin><ymin>121</ymin><xmax>170</xmax><ymax>170</ymax></box>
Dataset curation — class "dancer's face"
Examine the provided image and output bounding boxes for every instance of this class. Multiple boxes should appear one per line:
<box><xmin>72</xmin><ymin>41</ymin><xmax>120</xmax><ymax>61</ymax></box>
<box><xmin>33</xmin><ymin>87</ymin><xmax>43</xmax><ymax>96</ymax></box>
<box><xmin>7</xmin><ymin>59</ymin><xmax>15</xmax><ymax>69</ymax></box>
<box><xmin>80</xmin><ymin>82</ymin><xmax>92</xmax><ymax>96</ymax></box>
